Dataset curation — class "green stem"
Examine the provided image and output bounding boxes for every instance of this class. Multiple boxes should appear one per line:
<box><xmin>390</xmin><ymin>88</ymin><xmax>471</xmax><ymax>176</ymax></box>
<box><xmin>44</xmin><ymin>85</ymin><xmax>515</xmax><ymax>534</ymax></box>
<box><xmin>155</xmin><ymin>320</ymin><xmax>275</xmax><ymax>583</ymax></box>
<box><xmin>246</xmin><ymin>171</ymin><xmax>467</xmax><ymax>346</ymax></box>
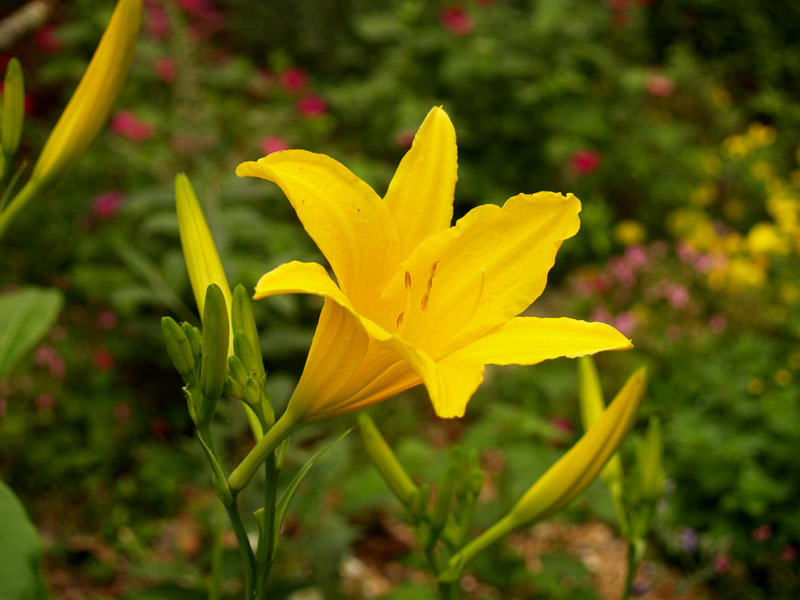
<box><xmin>622</xmin><ymin>541</ymin><xmax>636</xmax><ymax>600</ymax></box>
<box><xmin>0</xmin><ymin>178</ymin><xmax>40</xmax><ymax>241</ymax></box>
<box><xmin>226</xmin><ymin>491</ymin><xmax>256</xmax><ymax>599</ymax></box>
<box><xmin>443</xmin><ymin>513</ymin><xmax>516</xmax><ymax>578</ymax></box>
<box><xmin>209</xmin><ymin>499</ymin><xmax>224</xmax><ymax>600</ymax></box>
<box><xmin>255</xmin><ymin>453</ymin><xmax>278</xmax><ymax>597</ymax></box>
<box><xmin>229</xmin><ymin>411</ymin><xmax>298</xmax><ymax>491</ymax></box>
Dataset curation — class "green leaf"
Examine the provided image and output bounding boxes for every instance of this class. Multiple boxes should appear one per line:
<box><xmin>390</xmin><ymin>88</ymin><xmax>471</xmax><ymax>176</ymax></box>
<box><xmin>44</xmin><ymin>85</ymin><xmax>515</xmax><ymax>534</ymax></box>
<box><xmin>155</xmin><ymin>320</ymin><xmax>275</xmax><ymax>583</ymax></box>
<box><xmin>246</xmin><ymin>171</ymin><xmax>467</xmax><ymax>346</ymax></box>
<box><xmin>0</xmin><ymin>480</ymin><xmax>45</xmax><ymax>600</ymax></box>
<box><xmin>272</xmin><ymin>428</ymin><xmax>352</xmax><ymax>551</ymax></box>
<box><xmin>0</xmin><ymin>287</ymin><xmax>63</xmax><ymax>380</ymax></box>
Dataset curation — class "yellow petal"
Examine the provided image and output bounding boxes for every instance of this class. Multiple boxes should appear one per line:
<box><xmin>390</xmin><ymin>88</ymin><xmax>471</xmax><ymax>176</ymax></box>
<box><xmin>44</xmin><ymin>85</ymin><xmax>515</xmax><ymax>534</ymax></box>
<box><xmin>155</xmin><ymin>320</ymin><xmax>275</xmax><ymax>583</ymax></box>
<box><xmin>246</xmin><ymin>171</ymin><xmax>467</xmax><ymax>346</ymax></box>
<box><xmin>32</xmin><ymin>0</ymin><xmax>142</xmax><ymax>187</ymax></box>
<box><xmin>237</xmin><ymin>150</ymin><xmax>401</xmax><ymax>310</ymax></box>
<box><xmin>287</xmin><ymin>300</ymin><xmax>370</xmax><ymax>421</ymax></box>
<box><xmin>387</xmin><ymin>192</ymin><xmax>581</xmax><ymax>358</ymax></box>
<box><xmin>511</xmin><ymin>367</ymin><xmax>646</xmax><ymax>524</ymax></box>
<box><xmin>450</xmin><ymin>317</ymin><xmax>632</xmax><ymax>365</ymax></box>
<box><xmin>384</xmin><ymin>107</ymin><xmax>457</xmax><ymax>259</ymax></box>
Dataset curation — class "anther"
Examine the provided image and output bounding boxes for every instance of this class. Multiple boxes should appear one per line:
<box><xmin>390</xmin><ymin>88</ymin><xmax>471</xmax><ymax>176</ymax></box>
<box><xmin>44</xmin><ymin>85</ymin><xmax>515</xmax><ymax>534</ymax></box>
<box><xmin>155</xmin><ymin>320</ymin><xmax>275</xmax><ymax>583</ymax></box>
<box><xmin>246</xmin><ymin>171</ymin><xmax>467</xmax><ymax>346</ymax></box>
<box><xmin>396</xmin><ymin>312</ymin><xmax>404</xmax><ymax>329</ymax></box>
<box><xmin>405</xmin><ymin>271</ymin><xmax>411</xmax><ymax>290</ymax></box>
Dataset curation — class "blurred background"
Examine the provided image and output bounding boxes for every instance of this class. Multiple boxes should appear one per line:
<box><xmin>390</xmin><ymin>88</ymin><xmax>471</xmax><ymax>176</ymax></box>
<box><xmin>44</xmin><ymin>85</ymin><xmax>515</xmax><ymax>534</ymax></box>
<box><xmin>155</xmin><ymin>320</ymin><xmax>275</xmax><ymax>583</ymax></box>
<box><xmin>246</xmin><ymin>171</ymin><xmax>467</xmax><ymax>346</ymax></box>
<box><xmin>1</xmin><ymin>0</ymin><xmax>799</xmax><ymax>598</ymax></box>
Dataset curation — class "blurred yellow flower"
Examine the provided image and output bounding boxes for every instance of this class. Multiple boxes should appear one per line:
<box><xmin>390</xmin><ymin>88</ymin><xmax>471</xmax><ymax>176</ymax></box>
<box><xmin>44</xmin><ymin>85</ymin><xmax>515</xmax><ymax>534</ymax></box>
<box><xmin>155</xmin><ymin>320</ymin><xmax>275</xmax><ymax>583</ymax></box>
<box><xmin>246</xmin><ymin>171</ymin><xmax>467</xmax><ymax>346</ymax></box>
<box><xmin>613</xmin><ymin>220</ymin><xmax>646</xmax><ymax>246</ymax></box>
<box><xmin>747</xmin><ymin>123</ymin><xmax>776</xmax><ymax>148</ymax></box>
<box><xmin>747</xmin><ymin>222</ymin><xmax>788</xmax><ymax>256</ymax></box>
<box><xmin>237</xmin><ymin>107</ymin><xmax>632</xmax><ymax>422</ymax></box>
<box><xmin>723</xmin><ymin>135</ymin><xmax>749</xmax><ymax>159</ymax></box>
<box><xmin>690</xmin><ymin>184</ymin><xmax>716</xmax><ymax>207</ymax></box>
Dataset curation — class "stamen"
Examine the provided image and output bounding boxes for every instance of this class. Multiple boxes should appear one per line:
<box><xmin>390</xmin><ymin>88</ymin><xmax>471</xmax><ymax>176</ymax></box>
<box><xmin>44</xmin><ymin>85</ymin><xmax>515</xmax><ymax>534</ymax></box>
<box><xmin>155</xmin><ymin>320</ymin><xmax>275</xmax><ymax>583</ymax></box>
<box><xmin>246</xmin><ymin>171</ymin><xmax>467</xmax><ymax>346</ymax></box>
<box><xmin>396</xmin><ymin>312</ymin><xmax>404</xmax><ymax>329</ymax></box>
<box><xmin>399</xmin><ymin>271</ymin><xmax>413</xmax><ymax>332</ymax></box>
<box><xmin>421</xmin><ymin>261</ymin><xmax>440</xmax><ymax>311</ymax></box>
<box><xmin>405</xmin><ymin>271</ymin><xmax>412</xmax><ymax>290</ymax></box>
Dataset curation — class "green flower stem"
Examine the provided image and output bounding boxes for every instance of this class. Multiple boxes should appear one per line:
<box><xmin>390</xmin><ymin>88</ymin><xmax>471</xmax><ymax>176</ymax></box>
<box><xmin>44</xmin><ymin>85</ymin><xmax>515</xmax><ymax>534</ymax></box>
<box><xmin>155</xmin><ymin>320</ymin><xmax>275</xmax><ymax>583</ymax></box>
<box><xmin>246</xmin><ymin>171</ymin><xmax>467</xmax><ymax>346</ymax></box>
<box><xmin>226</xmin><ymin>490</ymin><xmax>256</xmax><ymax>599</ymax></box>
<box><xmin>0</xmin><ymin>178</ymin><xmax>40</xmax><ymax>241</ymax></box>
<box><xmin>229</xmin><ymin>411</ymin><xmax>298</xmax><ymax>491</ymax></box>
<box><xmin>209</xmin><ymin>499</ymin><xmax>224</xmax><ymax>600</ymax></box>
<box><xmin>441</xmin><ymin>514</ymin><xmax>517</xmax><ymax>581</ymax></box>
<box><xmin>255</xmin><ymin>454</ymin><xmax>278</xmax><ymax>597</ymax></box>
<box><xmin>622</xmin><ymin>541</ymin><xmax>636</xmax><ymax>600</ymax></box>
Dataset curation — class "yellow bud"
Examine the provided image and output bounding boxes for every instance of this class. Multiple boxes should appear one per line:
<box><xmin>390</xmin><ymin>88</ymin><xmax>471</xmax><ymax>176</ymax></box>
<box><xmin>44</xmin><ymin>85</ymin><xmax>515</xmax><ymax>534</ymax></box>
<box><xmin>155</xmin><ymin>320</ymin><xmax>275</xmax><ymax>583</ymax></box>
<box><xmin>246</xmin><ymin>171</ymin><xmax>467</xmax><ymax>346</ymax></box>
<box><xmin>174</xmin><ymin>174</ymin><xmax>233</xmax><ymax>325</ymax></box>
<box><xmin>31</xmin><ymin>0</ymin><xmax>142</xmax><ymax>188</ymax></box>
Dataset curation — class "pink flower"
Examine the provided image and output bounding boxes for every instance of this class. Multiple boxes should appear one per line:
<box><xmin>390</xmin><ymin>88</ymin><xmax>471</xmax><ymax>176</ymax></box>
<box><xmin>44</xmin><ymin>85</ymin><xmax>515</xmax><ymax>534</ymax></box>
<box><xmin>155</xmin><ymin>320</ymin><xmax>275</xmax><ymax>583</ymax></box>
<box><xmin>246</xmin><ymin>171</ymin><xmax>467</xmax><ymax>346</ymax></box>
<box><xmin>259</xmin><ymin>136</ymin><xmax>290</xmax><ymax>156</ymax></box>
<box><xmin>440</xmin><ymin>5</ymin><xmax>474</xmax><ymax>35</ymax></box>
<box><xmin>297</xmin><ymin>94</ymin><xmax>328</xmax><ymax>119</ymax></box>
<box><xmin>676</xmin><ymin>241</ymin><xmax>697</xmax><ymax>264</ymax></box>
<box><xmin>751</xmin><ymin>524</ymin><xmax>772</xmax><ymax>542</ymax></box>
<box><xmin>155</xmin><ymin>57</ymin><xmax>177</xmax><ymax>82</ymax></box>
<box><xmin>98</xmin><ymin>310</ymin><xmax>119</xmax><ymax>330</ymax></box>
<box><xmin>624</xmin><ymin>245</ymin><xmax>649</xmax><ymax>269</ymax></box>
<box><xmin>35</xmin><ymin>393</ymin><xmax>55</xmax><ymax>412</ymax></box>
<box><xmin>280</xmin><ymin>67</ymin><xmax>309</xmax><ymax>93</ymax></box>
<box><xmin>93</xmin><ymin>191</ymin><xmax>125</xmax><ymax>221</ymax></box>
<box><xmin>179</xmin><ymin>0</ymin><xmax>225</xmax><ymax>36</ymax></box>
<box><xmin>144</xmin><ymin>0</ymin><xmax>171</xmax><ymax>39</ymax></box>
<box><xmin>110</xmin><ymin>110</ymin><xmax>156</xmax><ymax>142</ymax></box>
<box><xmin>35</xmin><ymin>25</ymin><xmax>64</xmax><ymax>54</ymax></box>
<box><xmin>93</xmin><ymin>347</ymin><xmax>115</xmax><ymax>372</ymax></box>
<box><xmin>34</xmin><ymin>345</ymin><xmax>66</xmax><ymax>378</ymax></box>
<box><xmin>709</xmin><ymin>313</ymin><xmax>727</xmax><ymax>333</ymax></box>
<box><xmin>646</xmin><ymin>72</ymin><xmax>675</xmax><ymax>97</ymax></box>
<box><xmin>712</xmin><ymin>554</ymin><xmax>730</xmax><ymax>574</ymax></box>
<box><xmin>613</xmin><ymin>311</ymin><xmax>637</xmax><ymax>336</ymax></box>
<box><xmin>608</xmin><ymin>256</ymin><xmax>636</xmax><ymax>286</ymax></box>
<box><xmin>590</xmin><ymin>307</ymin><xmax>613</xmax><ymax>325</ymax></box>
<box><xmin>571</xmin><ymin>149</ymin><xmax>602</xmax><ymax>175</ymax></box>
<box><xmin>666</xmin><ymin>284</ymin><xmax>690</xmax><ymax>308</ymax></box>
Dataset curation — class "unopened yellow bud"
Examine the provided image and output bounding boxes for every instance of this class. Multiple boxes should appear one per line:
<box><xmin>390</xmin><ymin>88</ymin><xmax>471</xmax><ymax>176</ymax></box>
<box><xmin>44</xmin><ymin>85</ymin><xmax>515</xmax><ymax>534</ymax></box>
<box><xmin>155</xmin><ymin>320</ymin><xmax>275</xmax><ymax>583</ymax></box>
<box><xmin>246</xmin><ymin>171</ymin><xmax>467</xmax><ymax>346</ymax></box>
<box><xmin>31</xmin><ymin>0</ymin><xmax>142</xmax><ymax>187</ymax></box>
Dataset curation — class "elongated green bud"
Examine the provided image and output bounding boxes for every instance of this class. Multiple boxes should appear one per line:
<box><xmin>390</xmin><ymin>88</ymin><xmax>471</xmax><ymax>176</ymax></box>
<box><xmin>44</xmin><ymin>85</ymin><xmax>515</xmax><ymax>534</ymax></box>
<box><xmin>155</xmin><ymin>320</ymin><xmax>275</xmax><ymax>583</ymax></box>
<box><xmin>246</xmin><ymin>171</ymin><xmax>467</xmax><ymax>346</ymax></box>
<box><xmin>199</xmin><ymin>284</ymin><xmax>229</xmax><ymax>424</ymax></box>
<box><xmin>181</xmin><ymin>322</ymin><xmax>202</xmax><ymax>370</ymax></box>
<box><xmin>431</xmin><ymin>446</ymin><xmax>462</xmax><ymax>535</ymax></box>
<box><xmin>358</xmin><ymin>413</ymin><xmax>418</xmax><ymax>509</ymax></box>
<box><xmin>243</xmin><ymin>376</ymin><xmax>261</xmax><ymax>406</ymax></box>
<box><xmin>232</xmin><ymin>284</ymin><xmax>263</xmax><ymax>376</ymax></box>
<box><xmin>162</xmin><ymin>316</ymin><xmax>194</xmax><ymax>381</ymax></box>
<box><xmin>228</xmin><ymin>354</ymin><xmax>248</xmax><ymax>386</ymax></box>
<box><xmin>1</xmin><ymin>58</ymin><xmax>24</xmax><ymax>159</ymax></box>
<box><xmin>467</xmin><ymin>449</ymin><xmax>483</xmax><ymax>498</ymax></box>
<box><xmin>234</xmin><ymin>330</ymin><xmax>261</xmax><ymax>378</ymax></box>
<box><xmin>639</xmin><ymin>416</ymin><xmax>663</xmax><ymax>501</ymax></box>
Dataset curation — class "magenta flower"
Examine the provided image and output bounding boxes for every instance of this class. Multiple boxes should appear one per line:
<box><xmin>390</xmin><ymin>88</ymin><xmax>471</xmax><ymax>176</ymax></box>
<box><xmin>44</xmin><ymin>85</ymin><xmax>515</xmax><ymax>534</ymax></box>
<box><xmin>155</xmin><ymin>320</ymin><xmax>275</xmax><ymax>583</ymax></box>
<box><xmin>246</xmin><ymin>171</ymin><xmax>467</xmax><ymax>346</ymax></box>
<box><xmin>93</xmin><ymin>191</ymin><xmax>125</xmax><ymax>220</ymax></box>
<box><xmin>712</xmin><ymin>554</ymin><xmax>731</xmax><ymax>574</ymax></box>
<box><xmin>440</xmin><ymin>5</ymin><xmax>474</xmax><ymax>35</ymax></box>
<box><xmin>296</xmin><ymin>94</ymin><xmax>328</xmax><ymax>118</ymax></box>
<box><xmin>35</xmin><ymin>393</ymin><xmax>55</xmax><ymax>412</ymax></box>
<box><xmin>751</xmin><ymin>524</ymin><xmax>773</xmax><ymax>542</ymax></box>
<box><xmin>110</xmin><ymin>110</ymin><xmax>156</xmax><ymax>142</ymax></box>
<box><xmin>155</xmin><ymin>57</ymin><xmax>177</xmax><ymax>82</ymax></box>
<box><xmin>98</xmin><ymin>309</ymin><xmax>119</xmax><ymax>330</ymax></box>
<box><xmin>259</xmin><ymin>136</ymin><xmax>290</xmax><ymax>156</ymax></box>
<box><xmin>34</xmin><ymin>345</ymin><xmax>66</xmax><ymax>378</ymax></box>
<box><xmin>144</xmin><ymin>0</ymin><xmax>171</xmax><ymax>39</ymax></box>
<box><xmin>280</xmin><ymin>67</ymin><xmax>309</xmax><ymax>93</ymax></box>
<box><xmin>35</xmin><ymin>25</ymin><xmax>65</xmax><ymax>54</ymax></box>
<box><xmin>93</xmin><ymin>347</ymin><xmax>115</xmax><ymax>372</ymax></box>
<box><xmin>571</xmin><ymin>149</ymin><xmax>602</xmax><ymax>175</ymax></box>
<box><xmin>646</xmin><ymin>72</ymin><xmax>675</xmax><ymax>97</ymax></box>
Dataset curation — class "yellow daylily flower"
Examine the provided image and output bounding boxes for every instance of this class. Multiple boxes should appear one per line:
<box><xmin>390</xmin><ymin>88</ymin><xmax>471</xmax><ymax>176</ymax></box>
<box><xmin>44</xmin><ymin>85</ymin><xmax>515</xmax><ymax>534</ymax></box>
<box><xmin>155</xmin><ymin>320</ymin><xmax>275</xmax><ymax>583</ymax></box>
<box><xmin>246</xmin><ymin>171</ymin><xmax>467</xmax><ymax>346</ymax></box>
<box><xmin>237</xmin><ymin>107</ymin><xmax>631</xmax><ymax>422</ymax></box>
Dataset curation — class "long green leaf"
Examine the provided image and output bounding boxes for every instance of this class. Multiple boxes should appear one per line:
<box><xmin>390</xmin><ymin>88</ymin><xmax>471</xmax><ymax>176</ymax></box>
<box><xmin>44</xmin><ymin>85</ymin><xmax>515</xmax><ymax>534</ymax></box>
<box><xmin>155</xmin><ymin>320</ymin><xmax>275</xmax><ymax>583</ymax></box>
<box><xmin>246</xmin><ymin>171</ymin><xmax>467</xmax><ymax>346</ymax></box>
<box><xmin>0</xmin><ymin>480</ymin><xmax>46</xmax><ymax>600</ymax></box>
<box><xmin>0</xmin><ymin>287</ymin><xmax>63</xmax><ymax>380</ymax></box>
<box><xmin>271</xmin><ymin>428</ymin><xmax>352</xmax><ymax>551</ymax></box>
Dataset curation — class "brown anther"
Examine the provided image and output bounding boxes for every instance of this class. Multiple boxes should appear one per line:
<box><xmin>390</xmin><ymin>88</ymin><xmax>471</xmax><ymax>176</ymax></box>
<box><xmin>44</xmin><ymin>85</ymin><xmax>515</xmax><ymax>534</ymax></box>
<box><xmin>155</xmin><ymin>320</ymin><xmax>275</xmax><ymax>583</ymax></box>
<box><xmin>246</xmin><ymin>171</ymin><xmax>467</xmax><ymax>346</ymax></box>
<box><xmin>404</xmin><ymin>271</ymin><xmax>411</xmax><ymax>290</ymax></box>
<box><xmin>421</xmin><ymin>293</ymin><xmax>429</xmax><ymax>311</ymax></box>
<box><xmin>396</xmin><ymin>312</ymin><xmax>404</xmax><ymax>328</ymax></box>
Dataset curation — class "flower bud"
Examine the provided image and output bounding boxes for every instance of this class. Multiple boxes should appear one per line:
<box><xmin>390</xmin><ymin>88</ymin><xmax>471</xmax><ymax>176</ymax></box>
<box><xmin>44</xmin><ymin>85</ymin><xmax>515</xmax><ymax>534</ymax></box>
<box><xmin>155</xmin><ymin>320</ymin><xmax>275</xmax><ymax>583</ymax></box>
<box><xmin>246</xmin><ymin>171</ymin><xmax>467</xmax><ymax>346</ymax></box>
<box><xmin>358</xmin><ymin>413</ymin><xmax>418</xmax><ymax>509</ymax></box>
<box><xmin>1</xmin><ymin>58</ymin><xmax>25</xmax><ymax>159</ymax></box>
<box><xmin>232</xmin><ymin>284</ymin><xmax>264</xmax><ymax>376</ymax></box>
<box><xmin>175</xmin><ymin>173</ymin><xmax>233</xmax><ymax>335</ymax></box>
<box><xmin>199</xmin><ymin>284</ymin><xmax>230</xmax><ymax>424</ymax></box>
<box><xmin>431</xmin><ymin>446</ymin><xmax>462</xmax><ymax>536</ymax></box>
<box><xmin>639</xmin><ymin>416</ymin><xmax>663</xmax><ymax>501</ymax></box>
<box><xmin>161</xmin><ymin>316</ymin><xmax>194</xmax><ymax>382</ymax></box>
<box><xmin>31</xmin><ymin>0</ymin><xmax>142</xmax><ymax>188</ymax></box>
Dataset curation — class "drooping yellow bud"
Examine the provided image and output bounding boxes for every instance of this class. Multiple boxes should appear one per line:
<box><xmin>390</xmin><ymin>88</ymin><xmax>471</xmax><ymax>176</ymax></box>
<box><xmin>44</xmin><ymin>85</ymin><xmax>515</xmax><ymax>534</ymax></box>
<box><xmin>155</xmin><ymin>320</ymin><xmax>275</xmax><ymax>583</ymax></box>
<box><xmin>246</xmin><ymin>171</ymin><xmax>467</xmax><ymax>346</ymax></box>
<box><xmin>31</xmin><ymin>0</ymin><xmax>142</xmax><ymax>188</ymax></box>
<box><xmin>440</xmin><ymin>368</ymin><xmax>646</xmax><ymax>581</ymax></box>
